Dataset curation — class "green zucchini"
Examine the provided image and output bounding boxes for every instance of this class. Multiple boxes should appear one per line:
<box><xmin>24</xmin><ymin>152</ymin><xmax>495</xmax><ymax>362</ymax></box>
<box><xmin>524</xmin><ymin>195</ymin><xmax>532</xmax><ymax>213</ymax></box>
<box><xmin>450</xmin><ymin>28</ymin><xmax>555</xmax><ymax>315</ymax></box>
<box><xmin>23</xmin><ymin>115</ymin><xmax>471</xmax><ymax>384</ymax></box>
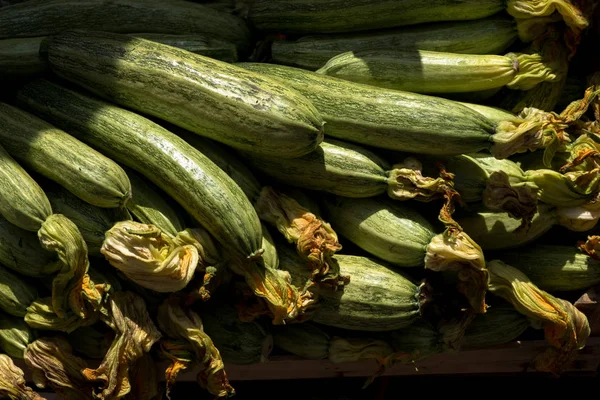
<box><xmin>272</xmin><ymin>323</ymin><xmax>330</xmax><ymax>359</ymax></box>
<box><xmin>44</xmin><ymin>184</ymin><xmax>116</xmax><ymax>257</ymax></box>
<box><xmin>0</xmin><ymin>37</ymin><xmax>45</xmax><ymax>77</ymax></box>
<box><xmin>200</xmin><ymin>301</ymin><xmax>272</xmax><ymax>365</ymax></box>
<box><xmin>279</xmin><ymin>244</ymin><xmax>424</xmax><ymax>332</ymax></box>
<box><xmin>0</xmin><ymin>103</ymin><xmax>131</xmax><ymax>209</ymax></box>
<box><xmin>247</xmin><ymin>0</ymin><xmax>504</xmax><ymax>34</ymax></box>
<box><xmin>237</xmin><ymin>62</ymin><xmax>559</xmax><ymax>158</ymax></box>
<box><xmin>0</xmin><ymin>0</ymin><xmax>250</xmax><ymax>51</ymax></box>
<box><xmin>491</xmin><ymin>245</ymin><xmax>600</xmax><ymax>292</ymax></box>
<box><xmin>461</xmin><ymin>304</ymin><xmax>529</xmax><ymax>349</ymax></box>
<box><xmin>271</xmin><ymin>15</ymin><xmax>518</xmax><ymax>71</ymax></box>
<box><xmin>243</xmin><ymin>139</ymin><xmax>402</xmax><ymax>198</ymax></box>
<box><xmin>45</xmin><ymin>30</ymin><xmax>324</xmax><ymax>159</ymax></box>
<box><xmin>0</xmin><ymin>216</ymin><xmax>55</xmax><ymax>278</ymax></box>
<box><xmin>0</xmin><ymin>313</ymin><xmax>36</xmax><ymax>359</ymax></box>
<box><xmin>0</xmin><ymin>265</ymin><xmax>37</xmax><ymax>317</ymax></box>
<box><xmin>387</xmin><ymin>321</ymin><xmax>446</xmax><ymax>361</ymax></box>
<box><xmin>322</xmin><ymin>196</ymin><xmax>435</xmax><ymax>267</ymax></box>
<box><xmin>0</xmin><ymin>139</ymin><xmax>99</xmax><ymax>319</ymax></box>
<box><xmin>127</xmin><ymin>34</ymin><xmax>238</xmax><ymax>63</ymax></box>
<box><xmin>316</xmin><ymin>49</ymin><xmax>561</xmax><ymax>93</ymax></box>
<box><xmin>458</xmin><ymin>102</ymin><xmax>519</xmax><ymax>124</ymax></box>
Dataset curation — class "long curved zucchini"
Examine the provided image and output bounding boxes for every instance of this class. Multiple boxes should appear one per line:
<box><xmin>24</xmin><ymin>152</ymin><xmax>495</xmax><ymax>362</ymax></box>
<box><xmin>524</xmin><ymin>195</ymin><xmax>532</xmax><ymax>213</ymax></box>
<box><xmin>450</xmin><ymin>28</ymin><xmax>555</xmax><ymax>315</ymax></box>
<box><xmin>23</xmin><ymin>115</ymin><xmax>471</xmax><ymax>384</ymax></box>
<box><xmin>247</xmin><ymin>0</ymin><xmax>504</xmax><ymax>34</ymax></box>
<box><xmin>316</xmin><ymin>49</ymin><xmax>560</xmax><ymax>93</ymax></box>
<box><xmin>0</xmin><ymin>0</ymin><xmax>250</xmax><ymax>51</ymax></box>
<box><xmin>322</xmin><ymin>196</ymin><xmax>435</xmax><ymax>267</ymax></box>
<box><xmin>0</xmin><ymin>216</ymin><xmax>55</xmax><ymax>277</ymax></box>
<box><xmin>0</xmin><ymin>103</ymin><xmax>131</xmax><ymax>209</ymax></box>
<box><xmin>271</xmin><ymin>15</ymin><xmax>518</xmax><ymax>71</ymax></box>
<box><xmin>237</xmin><ymin>63</ymin><xmax>560</xmax><ymax>158</ymax></box>
<box><xmin>45</xmin><ymin>30</ymin><xmax>324</xmax><ymax>159</ymax></box>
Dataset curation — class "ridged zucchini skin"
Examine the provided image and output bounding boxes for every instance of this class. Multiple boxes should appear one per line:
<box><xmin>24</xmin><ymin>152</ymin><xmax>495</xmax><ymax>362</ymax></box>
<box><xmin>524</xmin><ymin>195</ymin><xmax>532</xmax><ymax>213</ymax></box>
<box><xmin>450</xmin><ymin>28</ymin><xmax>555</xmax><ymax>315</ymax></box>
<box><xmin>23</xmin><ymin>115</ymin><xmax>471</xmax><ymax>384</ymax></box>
<box><xmin>271</xmin><ymin>15</ymin><xmax>517</xmax><ymax>70</ymax></box>
<box><xmin>0</xmin><ymin>265</ymin><xmax>38</xmax><ymax>317</ymax></box>
<box><xmin>237</xmin><ymin>63</ymin><xmax>495</xmax><ymax>156</ymax></box>
<box><xmin>248</xmin><ymin>0</ymin><xmax>504</xmax><ymax>34</ymax></box>
<box><xmin>322</xmin><ymin>196</ymin><xmax>435</xmax><ymax>267</ymax></box>
<box><xmin>128</xmin><ymin>34</ymin><xmax>238</xmax><ymax>63</ymax></box>
<box><xmin>312</xmin><ymin>255</ymin><xmax>422</xmax><ymax>332</ymax></box>
<box><xmin>44</xmin><ymin>185</ymin><xmax>115</xmax><ymax>257</ymax></box>
<box><xmin>243</xmin><ymin>139</ymin><xmax>391</xmax><ymax>198</ymax></box>
<box><xmin>0</xmin><ymin>216</ymin><xmax>55</xmax><ymax>277</ymax></box>
<box><xmin>45</xmin><ymin>30</ymin><xmax>324</xmax><ymax>159</ymax></box>
<box><xmin>491</xmin><ymin>245</ymin><xmax>600</xmax><ymax>292</ymax></box>
<box><xmin>17</xmin><ymin>79</ymin><xmax>263</xmax><ymax>260</ymax></box>
<box><xmin>0</xmin><ymin>0</ymin><xmax>250</xmax><ymax>51</ymax></box>
<box><xmin>0</xmin><ymin>37</ymin><xmax>46</xmax><ymax>77</ymax></box>
<box><xmin>0</xmin><ymin>103</ymin><xmax>131</xmax><ymax>209</ymax></box>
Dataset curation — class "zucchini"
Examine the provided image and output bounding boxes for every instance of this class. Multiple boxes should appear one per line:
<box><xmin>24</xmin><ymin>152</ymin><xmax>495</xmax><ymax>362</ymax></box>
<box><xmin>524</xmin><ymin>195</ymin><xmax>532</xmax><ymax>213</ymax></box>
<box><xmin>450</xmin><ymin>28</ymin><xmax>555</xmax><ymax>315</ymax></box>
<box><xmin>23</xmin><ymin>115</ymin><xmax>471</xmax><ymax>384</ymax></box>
<box><xmin>127</xmin><ymin>34</ymin><xmax>238</xmax><ymax>63</ymax></box>
<box><xmin>237</xmin><ymin>62</ymin><xmax>561</xmax><ymax>158</ymax></box>
<box><xmin>491</xmin><ymin>245</ymin><xmax>600</xmax><ymax>292</ymax></box>
<box><xmin>67</xmin><ymin>325</ymin><xmax>113</xmax><ymax>360</ymax></box>
<box><xmin>0</xmin><ymin>265</ymin><xmax>38</xmax><ymax>317</ymax></box>
<box><xmin>461</xmin><ymin>304</ymin><xmax>529</xmax><ymax>349</ymax></box>
<box><xmin>0</xmin><ymin>103</ymin><xmax>131</xmax><ymax>209</ymax></box>
<box><xmin>321</xmin><ymin>196</ymin><xmax>488</xmax><ymax>313</ymax></box>
<box><xmin>0</xmin><ymin>37</ymin><xmax>45</xmax><ymax>77</ymax></box>
<box><xmin>272</xmin><ymin>323</ymin><xmax>330</xmax><ymax>359</ymax></box>
<box><xmin>322</xmin><ymin>196</ymin><xmax>435</xmax><ymax>268</ymax></box>
<box><xmin>0</xmin><ymin>216</ymin><xmax>55</xmax><ymax>278</ymax></box>
<box><xmin>316</xmin><ymin>49</ymin><xmax>561</xmax><ymax>93</ymax></box>
<box><xmin>271</xmin><ymin>15</ymin><xmax>518</xmax><ymax>70</ymax></box>
<box><xmin>0</xmin><ymin>0</ymin><xmax>250</xmax><ymax>51</ymax></box>
<box><xmin>0</xmin><ymin>313</ymin><xmax>36</xmax><ymax>359</ymax></box>
<box><xmin>45</xmin><ymin>30</ymin><xmax>324</xmax><ymax>159</ymax></box>
<box><xmin>0</xmin><ymin>139</ymin><xmax>99</xmax><ymax>319</ymax></box>
<box><xmin>247</xmin><ymin>0</ymin><xmax>504</xmax><ymax>34</ymax></box>
<box><xmin>17</xmin><ymin>79</ymin><xmax>303</xmax><ymax>323</ymax></box>
<box><xmin>387</xmin><ymin>321</ymin><xmax>446</xmax><ymax>362</ymax></box>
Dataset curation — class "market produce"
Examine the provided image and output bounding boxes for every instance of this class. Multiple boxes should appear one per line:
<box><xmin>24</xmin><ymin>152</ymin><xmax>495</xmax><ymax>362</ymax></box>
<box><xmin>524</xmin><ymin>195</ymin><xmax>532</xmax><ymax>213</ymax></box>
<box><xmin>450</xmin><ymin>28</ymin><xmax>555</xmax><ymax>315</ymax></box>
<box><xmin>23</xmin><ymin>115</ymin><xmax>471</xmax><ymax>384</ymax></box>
<box><xmin>0</xmin><ymin>0</ymin><xmax>597</xmax><ymax>397</ymax></box>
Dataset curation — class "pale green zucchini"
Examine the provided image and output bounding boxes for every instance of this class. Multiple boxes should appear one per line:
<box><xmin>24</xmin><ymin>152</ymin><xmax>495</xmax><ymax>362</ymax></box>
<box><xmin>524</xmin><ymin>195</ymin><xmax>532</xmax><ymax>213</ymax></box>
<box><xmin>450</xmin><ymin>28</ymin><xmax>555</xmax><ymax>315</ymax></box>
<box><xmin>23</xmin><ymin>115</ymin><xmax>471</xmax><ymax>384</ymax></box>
<box><xmin>316</xmin><ymin>49</ymin><xmax>560</xmax><ymax>93</ymax></box>
<box><xmin>491</xmin><ymin>245</ymin><xmax>600</xmax><ymax>292</ymax></box>
<box><xmin>243</xmin><ymin>139</ymin><xmax>400</xmax><ymax>198</ymax></box>
<box><xmin>271</xmin><ymin>15</ymin><xmax>517</xmax><ymax>71</ymax></box>
<box><xmin>0</xmin><ymin>265</ymin><xmax>37</xmax><ymax>317</ymax></box>
<box><xmin>0</xmin><ymin>0</ymin><xmax>250</xmax><ymax>51</ymax></box>
<box><xmin>322</xmin><ymin>196</ymin><xmax>435</xmax><ymax>267</ymax></box>
<box><xmin>458</xmin><ymin>102</ymin><xmax>519</xmax><ymax>124</ymax></box>
<box><xmin>0</xmin><ymin>313</ymin><xmax>36</xmax><ymax>359</ymax></box>
<box><xmin>45</xmin><ymin>30</ymin><xmax>324</xmax><ymax>159</ymax></box>
<box><xmin>0</xmin><ymin>37</ymin><xmax>45</xmax><ymax>77</ymax></box>
<box><xmin>128</xmin><ymin>34</ymin><xmax>238</xmax><ymax>63</ymax></box>
<box><xmin>200</xmin><ymin>301</ymin><xmax>272</xmax><ymax>365</ymax></box>
<box><xmin>261</xmin><ymin>224</ymin><xmax>279</xmax><ymax>270</ymax></box>
<box><xmin>461</xmin><ymin>304</ymin><xmax>529</xmax><ymax>348</ymax></box>
<box><xmin>237</xmin><ymin>63</ymin><xmax>558</xmax><ymax>158</ymax></box>
<box><xmin>16</xmin><ymin>78</ymin><xmax>262</xmax><ymax>262</ymax></box>
<box><xmin>0</xmin><ymin>216</ymin><xmax>55</xmax><ymax>278</ymax></box>
<box><xmin>0</xmin><ymin>103</ymin><xmax>131</xmax><ymax>209</ymax></box>
<box><xmin>278</xmin><ymin>244</ymin><xmax>424</xmax><ymax>331</ymax></box>
<box><xmin>248</xmin><ymin>0</ymin><xmax>504</xmax><ymax>34</ymax></box>
<box><xmin>45</xmin><ymin>184</ymin><xmax>116</xmax><ymax>257</ymax></box>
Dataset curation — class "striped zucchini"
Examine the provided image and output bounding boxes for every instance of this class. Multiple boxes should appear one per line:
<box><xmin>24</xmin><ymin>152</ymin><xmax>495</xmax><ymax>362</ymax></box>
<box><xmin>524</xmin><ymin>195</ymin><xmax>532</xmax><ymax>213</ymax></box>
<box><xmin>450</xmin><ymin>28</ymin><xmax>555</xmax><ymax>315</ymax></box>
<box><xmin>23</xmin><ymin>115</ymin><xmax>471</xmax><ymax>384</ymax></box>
<box><xmin>322</xmin><ymin>196</ymin><xmax>435</xmax><ymax>267</ymax></box>
<box><xmin>0</xmin><ymin>0</ymin><xmax>250</xmax><ymax>51</ymax></box>
<box><xmin>45</xmin><ymin>184</ymin><xmax>116</xmax><ymax>257</ymax></box>
<box><xmin>261</xmin><ymin>224</ymin><xmax>279</xmax><ymax>270</ymax></box>
<box><xmin>316</xmin><ymin>49</ymin><xmax>561</xmax><ymax>93</ymax></box>
<box><xmin>461</xmin><ymin>304</ymin><xmax>529</xmax><ymax>348</ymax></box>
<box><xmin>0</xmin><ymin>216</ymin><xmax>55</xmax><ymax>278</ymax></box>
<box><xmin>0</xmin><ymin>37</ymin><xmax>45</xmax><ymax>77</ymax></box>
<box><xmin>16</xmin><ymin>78</ymin><xmax>262</xmax><ymax>262</ymax></box>
<box><xmin>0</xmin><ymin>103</ymin><xmax>131</xmax><ymax>209</ymax></box>
<box><xmin>243</xmin><ymin>139</ymin><xmax>400</xmax><ymax>198</ymax></box>
<box><xmin>458</xmin><ymin>102</ymin><xmax>519</xmax><ymax>124</ymax></box>
<box><xmin>128</xmin><ymin>34</ymin><xmax>238</xmax><ymax>63</ymax></box>
<box><xmin>0</xmin><ymin>265</ymin><xmax>37</xmax><ymax>317</ymax></box>
<box><xmin>237</xmin><ymin>63</ymin><xmax>558</xmax><ymax>158</ymax></box>
<box><xmin>247</xmin><ymin>0</ymin><xmax>504</xmax><ymax>34</ymax></box>
<box><xmin>45</xmin><ymin>30</ymin><xmax>324</xmax><ymax>159</ymax></box>
<box><xmin>272</xmin><ymin>323</ymin><xmax>330</xmax><ymax>360</ymax></box>
<box><xmin>278</xmin><ymin>244</ymin><xmax>424</xmax><ymax>331</ymax></box>
<box><xmin>271</xmin><ymin>15</ymin><xmax>518</xmax><ymax>71</ymax></box>
<box><xmin>388</xmin><ymin>321</ymin><xmax>446</xmax><ymax>361</ymax></box>
<box><xmin>0</xmin><ymin>313</ymin><xmax>36</xmax><ymax>359</ymax></box>
<box><xmin>490</xmin><ymin>245</ymin><xmax>600</xmax><ymax>292</ymax></box>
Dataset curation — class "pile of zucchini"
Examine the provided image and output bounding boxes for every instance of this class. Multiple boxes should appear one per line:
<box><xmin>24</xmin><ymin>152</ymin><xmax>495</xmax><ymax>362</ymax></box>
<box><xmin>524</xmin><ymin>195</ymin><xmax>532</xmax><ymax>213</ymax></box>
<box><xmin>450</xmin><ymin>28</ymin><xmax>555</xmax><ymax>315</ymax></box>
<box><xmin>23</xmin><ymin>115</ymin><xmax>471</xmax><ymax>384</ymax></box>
<box><xmin>0</xmin><ymin>0</ymin><xmax>598</xmax><ymax>398</ymax></box>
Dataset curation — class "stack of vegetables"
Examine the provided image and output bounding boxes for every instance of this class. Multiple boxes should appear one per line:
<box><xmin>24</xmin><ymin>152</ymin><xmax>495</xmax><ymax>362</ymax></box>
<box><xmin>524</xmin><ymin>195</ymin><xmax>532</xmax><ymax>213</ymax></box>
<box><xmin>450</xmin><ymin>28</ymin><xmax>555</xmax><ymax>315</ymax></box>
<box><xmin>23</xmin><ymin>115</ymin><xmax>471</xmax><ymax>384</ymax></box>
<box><xmin>0</xmin><ymin>0</ymin><xmax>599</xmax><ymax>398</ymax></box>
